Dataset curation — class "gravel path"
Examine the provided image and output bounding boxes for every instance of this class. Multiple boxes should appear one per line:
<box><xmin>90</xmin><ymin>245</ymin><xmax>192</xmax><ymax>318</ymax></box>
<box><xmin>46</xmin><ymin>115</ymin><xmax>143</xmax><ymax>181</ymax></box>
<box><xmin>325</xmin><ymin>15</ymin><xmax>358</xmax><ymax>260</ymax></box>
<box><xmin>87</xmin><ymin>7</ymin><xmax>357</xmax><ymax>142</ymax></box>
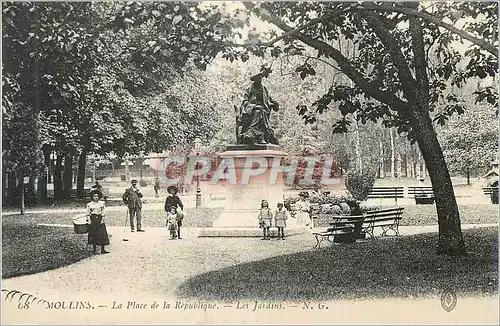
<box><xmin>2</xmin><ymin>223</ymin><xmax>498</xmax><ymax>324</ymax></box>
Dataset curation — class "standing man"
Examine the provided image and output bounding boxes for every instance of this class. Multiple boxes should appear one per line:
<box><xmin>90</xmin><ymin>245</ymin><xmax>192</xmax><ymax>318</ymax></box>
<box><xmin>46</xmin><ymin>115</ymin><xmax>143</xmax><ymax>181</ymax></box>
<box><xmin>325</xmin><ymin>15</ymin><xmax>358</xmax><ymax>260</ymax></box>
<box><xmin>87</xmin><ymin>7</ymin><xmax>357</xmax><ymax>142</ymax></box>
<box><xmin>122</xmin><ymin>179</ymin><xmax>145</xmax><ymax>232</ymax></box>
<box><xmin>154</xmin><ymin>177</ymin><xmax>160</xmax><ymax>198</ymax></box>
<box><xmin>91</xmin><ymin>181</ymin><xmax>103</xmax><ymax>198</ymax></box>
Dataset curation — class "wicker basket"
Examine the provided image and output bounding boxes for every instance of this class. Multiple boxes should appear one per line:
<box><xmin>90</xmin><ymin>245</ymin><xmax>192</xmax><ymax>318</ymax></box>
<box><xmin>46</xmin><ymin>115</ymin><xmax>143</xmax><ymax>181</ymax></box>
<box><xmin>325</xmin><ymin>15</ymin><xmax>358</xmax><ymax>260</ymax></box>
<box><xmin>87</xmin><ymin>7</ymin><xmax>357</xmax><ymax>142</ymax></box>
<box><xmin>73</xmin><ymin>216</ymin><xmax>89</xmax><ymax>234</ymax></box>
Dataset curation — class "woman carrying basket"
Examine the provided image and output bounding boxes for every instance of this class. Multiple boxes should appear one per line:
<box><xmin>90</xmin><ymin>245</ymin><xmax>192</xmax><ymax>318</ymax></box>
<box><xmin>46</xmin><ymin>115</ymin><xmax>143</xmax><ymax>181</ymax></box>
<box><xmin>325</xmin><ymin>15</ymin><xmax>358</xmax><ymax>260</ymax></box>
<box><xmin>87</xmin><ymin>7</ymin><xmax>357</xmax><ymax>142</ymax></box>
<box><xmin>87</xmin><ymin>190</ymin><xmax>110</xmax><ymax>254</ymax></box>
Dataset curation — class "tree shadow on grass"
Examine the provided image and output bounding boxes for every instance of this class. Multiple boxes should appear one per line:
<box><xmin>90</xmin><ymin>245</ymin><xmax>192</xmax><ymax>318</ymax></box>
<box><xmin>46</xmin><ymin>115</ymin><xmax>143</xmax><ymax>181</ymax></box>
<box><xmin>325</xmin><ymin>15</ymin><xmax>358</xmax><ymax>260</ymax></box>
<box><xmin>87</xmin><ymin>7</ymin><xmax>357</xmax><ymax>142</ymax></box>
<box><xmin>176</xmin><ymin>227</ymin><xmax>498</xmax><ymax>301</ymax></box>
<box><xmin>2</xmin><ymin>223</ymin><xmax>103</xmax><ymax>279</ymax></box>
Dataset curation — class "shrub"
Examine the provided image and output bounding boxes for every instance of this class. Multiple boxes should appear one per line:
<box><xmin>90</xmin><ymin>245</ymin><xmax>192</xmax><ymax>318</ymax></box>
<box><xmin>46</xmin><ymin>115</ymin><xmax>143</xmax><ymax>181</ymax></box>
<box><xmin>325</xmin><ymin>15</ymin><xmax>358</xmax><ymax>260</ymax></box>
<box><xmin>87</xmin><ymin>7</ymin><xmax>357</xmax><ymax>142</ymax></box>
<box><xmin>345</xmin><ymin>167</ymin><xmax>377</xmax><ymax>201</ymax></box>
<box><xmin>284</xmin><ymin>193</ymin><xmax>364</xmax><ymax>215</ymax></box>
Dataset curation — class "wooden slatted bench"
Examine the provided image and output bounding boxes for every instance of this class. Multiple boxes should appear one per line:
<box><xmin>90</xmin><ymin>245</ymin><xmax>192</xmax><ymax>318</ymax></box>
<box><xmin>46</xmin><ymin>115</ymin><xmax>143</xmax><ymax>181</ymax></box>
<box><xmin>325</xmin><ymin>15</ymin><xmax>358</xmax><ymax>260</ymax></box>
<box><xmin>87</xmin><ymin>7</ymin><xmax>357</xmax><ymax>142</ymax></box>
<box><xmin>483</xmin><ymin>187</ymin><xmax>495</xmax><ymax>196</ymax></box>
<box><xmin>368</xmin><ymin>187</ymin><xmax>404</xmax><ymax>203</ymax></box>
<box><xmin>312</xmin><ymin>214</ymin><xmax>365</xmax><ymax>249</ymax></box>
<box><xmin>69</xmin><ymin>188</ymin><xmax>91</xmax><ymax>199</ymax></box>
<box><xmin>408</xmin><ymin>186</ymin><xmax>435</xmax><ymax>204</ymax></box>
<box><xmin>362</xmin><ymin>206</ymin><xmax>405</xmax><ymax>238</ymax></box>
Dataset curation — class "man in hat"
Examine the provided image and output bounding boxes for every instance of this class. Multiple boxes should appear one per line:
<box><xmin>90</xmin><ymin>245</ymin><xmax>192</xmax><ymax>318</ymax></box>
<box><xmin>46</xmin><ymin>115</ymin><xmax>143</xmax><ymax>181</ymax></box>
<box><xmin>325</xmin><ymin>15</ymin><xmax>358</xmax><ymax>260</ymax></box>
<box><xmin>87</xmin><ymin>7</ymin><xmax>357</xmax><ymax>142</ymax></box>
<box><xmin>154</xmin><ymin>177</ymin><xmax>160</xmax><ymax>198</ymax></box>
<box><xmin>164</xmin><ymin>185</ymin><xmax>185</xmax><ymax>239</ymax></box>
<box><xmin>122</xmin><ymin>179</ymin><xmax>144</xmax><ymax>232</ymax></box>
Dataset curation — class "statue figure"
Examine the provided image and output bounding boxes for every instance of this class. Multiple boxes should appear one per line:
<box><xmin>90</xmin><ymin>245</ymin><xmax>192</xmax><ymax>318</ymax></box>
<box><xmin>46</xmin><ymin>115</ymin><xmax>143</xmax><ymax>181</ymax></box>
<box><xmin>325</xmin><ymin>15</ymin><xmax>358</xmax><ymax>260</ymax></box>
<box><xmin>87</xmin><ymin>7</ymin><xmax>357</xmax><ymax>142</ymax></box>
<box><xmin>234</xmin><ymin>67</ymin><xmax>279</xmax><ymax>145</ymax></box>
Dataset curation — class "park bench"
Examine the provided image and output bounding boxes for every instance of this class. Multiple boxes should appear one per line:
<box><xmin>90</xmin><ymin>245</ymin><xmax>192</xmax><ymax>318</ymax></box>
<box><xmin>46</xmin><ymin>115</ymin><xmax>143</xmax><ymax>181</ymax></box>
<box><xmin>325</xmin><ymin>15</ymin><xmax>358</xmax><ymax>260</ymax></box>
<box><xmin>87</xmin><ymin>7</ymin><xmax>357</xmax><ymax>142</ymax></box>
<box><xmin>483</xmin><ymin>187</ymin><xmax>495</xmax><ymax>196</ymax></box>
<box><xmin>69</xmin><ymin>188</ymin><xmax>91</xmax><ymax>199</ymax></box>
<box><xmin>367</xmin><ymin>187</ymin><xmax>404</xmax><ymax>203</ymax></box>
<box><xmin>408</xmin><ymin>186</ymin><xmax>435</xmax><ymax>204</ymax></box>
<box><xmin>312</xmin><ymin>214</ymin><xmax>365</xmax><ymax>249</ymax></box>
<box><xmin>312</xmin><ymin>206</ymin><xmax>405</xmax><ymax>248</ymax></box>
<box><xmin>362</xmin><ymin>206</ymin><xmax>405</xmax><ymax>238</ymax></box>
<box><xmin>69</xmin><ymin>188</ymin><xmax>110</xmax><ymax>200</ymax></box>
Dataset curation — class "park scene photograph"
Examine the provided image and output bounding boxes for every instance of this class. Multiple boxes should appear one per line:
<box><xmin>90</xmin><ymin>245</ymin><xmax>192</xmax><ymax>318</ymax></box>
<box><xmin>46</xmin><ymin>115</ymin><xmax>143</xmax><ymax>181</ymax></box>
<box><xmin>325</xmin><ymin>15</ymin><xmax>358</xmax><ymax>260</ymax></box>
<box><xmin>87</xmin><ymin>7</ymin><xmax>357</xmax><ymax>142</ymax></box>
<box><xmin>2</xmin><ymin>1</ymin><xmax>499</xmax><ymax>324</ymax></box>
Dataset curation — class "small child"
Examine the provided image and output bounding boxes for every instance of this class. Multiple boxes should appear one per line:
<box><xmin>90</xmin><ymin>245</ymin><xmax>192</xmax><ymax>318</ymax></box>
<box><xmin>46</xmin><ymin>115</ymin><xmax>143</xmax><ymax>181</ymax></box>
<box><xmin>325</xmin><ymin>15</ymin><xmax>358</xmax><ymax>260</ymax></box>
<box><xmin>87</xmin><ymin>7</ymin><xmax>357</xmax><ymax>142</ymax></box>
<box><xmin>274</xmin><ymin>202</ymin><xmax>289</xmax><ymax>240</ymax></box>
<box><xmin>257</xmin><ymin>200</ymin><xmax>273</xmax><ymax>240</ymax></box>
<box><xmin>166</xmin><ymin>206</ymin><xmax>178</xmax><ymax>240</ymax></box>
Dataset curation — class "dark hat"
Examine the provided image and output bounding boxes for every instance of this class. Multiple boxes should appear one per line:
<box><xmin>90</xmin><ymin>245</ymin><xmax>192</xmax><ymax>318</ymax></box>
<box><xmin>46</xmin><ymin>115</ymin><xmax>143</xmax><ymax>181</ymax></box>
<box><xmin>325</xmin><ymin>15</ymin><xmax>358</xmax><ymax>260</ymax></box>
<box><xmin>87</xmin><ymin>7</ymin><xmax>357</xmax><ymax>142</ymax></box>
<box><xmin>167</xmin><ymin>185</ymin><xmax>178</xmax><ymax>194</ymax></box>
<box><xmin>250</xmin><ymin>65</ymin><xmax>272</xmax><ymax>82</ymax></box>
<box><xmin>131</xmin><ymin>179</ymin><xmax>138</xmax><ymax>184</ymax></box>
<box><xmin>250</xmin><ymin>73</ymin><xmax>263</xmax><ymax>82</ymax></box>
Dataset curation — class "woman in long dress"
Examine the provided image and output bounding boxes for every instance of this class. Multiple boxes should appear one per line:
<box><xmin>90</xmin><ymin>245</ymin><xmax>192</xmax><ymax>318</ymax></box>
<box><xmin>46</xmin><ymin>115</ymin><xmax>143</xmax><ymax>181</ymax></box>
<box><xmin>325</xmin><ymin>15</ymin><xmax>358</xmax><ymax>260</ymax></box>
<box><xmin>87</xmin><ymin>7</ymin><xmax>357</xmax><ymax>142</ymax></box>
<box><xmin>87</xmin><ymin>190</ymin><xmax>110</xmax><ymax>254</ymax></box>
<box><xmin>295</xmin><ymin>192</ymin><xmax>312</xmax><ymax>228</ymax></box>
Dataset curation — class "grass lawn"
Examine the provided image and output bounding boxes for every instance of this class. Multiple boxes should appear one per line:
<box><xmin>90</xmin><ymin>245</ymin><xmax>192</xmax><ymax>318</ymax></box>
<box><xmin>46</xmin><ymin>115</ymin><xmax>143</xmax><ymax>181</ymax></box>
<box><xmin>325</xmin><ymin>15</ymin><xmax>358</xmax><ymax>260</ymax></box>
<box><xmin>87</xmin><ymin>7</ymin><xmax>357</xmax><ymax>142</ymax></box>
<box><xmin>1</xmin><ymin>207</ymin><xmax>224</xmax><ymax>228</ymax></box>
<box><xmin>2</xmin><ymin>223</ymin><xmax>96</xmax><ymax>279</ymax></box>
<box><xmin>175</xmin><ymin>226</ymin><xmax>498</xmax><ymax>301</ymax></box>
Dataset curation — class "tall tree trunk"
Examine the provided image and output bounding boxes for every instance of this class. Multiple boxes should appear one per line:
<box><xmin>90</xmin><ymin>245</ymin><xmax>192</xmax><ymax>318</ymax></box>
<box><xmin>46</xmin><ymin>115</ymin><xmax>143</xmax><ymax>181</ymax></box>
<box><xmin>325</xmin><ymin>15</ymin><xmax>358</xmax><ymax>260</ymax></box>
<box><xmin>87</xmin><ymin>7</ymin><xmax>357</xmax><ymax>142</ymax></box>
<box><xmin>378</xmin><ymin>141</ymin><xmax>383</xmax><ymax>178</ymax></box>
<box><xmin>63</xmin><ymin>154</ymin><xmax>74</xmax><ymax>199</ymax></box>
<box><xmin>77</xmin><ymin>150</ymin><xmax>87</xmax><ymax>198</ymax></box>
<box><xmin>19</xmin><ymin>176</ymin><xmax>25</xmax><ymax>214</ymax></box>
<box><xmin>397</xmin><ymin>153</ymin><xmax>403</xmax><ymax>178</ymax></box>
<box><xmin>403</xmin><ymin>153</ymin><xmax>408</xmax><ymax>178</ymax></box>
<box><xmin>390</xmin><ymin>128</ymin><xmax>395</xmax><ymax>179</ymax></box>
<box><xmin>2</xmin><ymin>170</ymin><xmax>6</xmax><ymax>206</ymax></box>
<box><xmin>354</xmin><ymin>121</ymin><xmax>361</xmax><ymax>172</ymax></box>
<box><xmin>37</xmin><ymin>148</ymin><xmax>50</xmax><ymax>202</ymax></box>
<box><xmin>413</xmin><ymin>108</ymin><xmax>466</xmax><ymax>255</ymax></box>
<box><xmin>27</xmin><ymin>177</ymin><xmax>36</xmax><ymax>205</ymax></box>
<box><xmin>7</xmin><ymin>172</ymin><xmax>17</xmax><ymax>206</ymax></box>
<box><xmin>406</xmin><ymin>11</ymin><xmax>465</xmax><ymax>256</ymax></box>
<box><xmin>54</xmin><ymin>154</ymin><xmax>64</xmax><ymax>199</ymax></box>
<box><xmin>417</xmin><ymin>151</ymin><xmax>422</xmax><ymax>179</ymax></box>
<box><xmin>466</xmin><ymin>167</ymin><xmax>470</xmax><ymax>185</ymax></box>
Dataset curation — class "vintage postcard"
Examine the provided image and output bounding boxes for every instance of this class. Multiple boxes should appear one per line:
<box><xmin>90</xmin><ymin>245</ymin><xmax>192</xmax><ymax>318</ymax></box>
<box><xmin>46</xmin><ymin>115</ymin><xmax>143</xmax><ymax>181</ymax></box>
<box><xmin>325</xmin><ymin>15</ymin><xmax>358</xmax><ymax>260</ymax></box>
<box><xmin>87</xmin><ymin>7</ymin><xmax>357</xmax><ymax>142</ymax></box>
<box><xmin>2</xmin><ymin>1</ymin><xmax>498</xmax><ymax>324</ymax></box>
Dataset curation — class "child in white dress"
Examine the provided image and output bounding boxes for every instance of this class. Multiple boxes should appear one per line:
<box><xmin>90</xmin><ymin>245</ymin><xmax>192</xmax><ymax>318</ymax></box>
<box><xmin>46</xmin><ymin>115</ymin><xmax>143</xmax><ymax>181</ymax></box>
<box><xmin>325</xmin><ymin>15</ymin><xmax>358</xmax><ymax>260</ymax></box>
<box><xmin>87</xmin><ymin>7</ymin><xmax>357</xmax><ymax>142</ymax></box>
<box><xmin>257</xmin><ymin>200</ymin><xmax>273</xmax><ymax>240</ymax></box>
<box><xmin>275</xmin><ymin>202</ymin><xmax>290</xmax><ymax>240</ymax></box>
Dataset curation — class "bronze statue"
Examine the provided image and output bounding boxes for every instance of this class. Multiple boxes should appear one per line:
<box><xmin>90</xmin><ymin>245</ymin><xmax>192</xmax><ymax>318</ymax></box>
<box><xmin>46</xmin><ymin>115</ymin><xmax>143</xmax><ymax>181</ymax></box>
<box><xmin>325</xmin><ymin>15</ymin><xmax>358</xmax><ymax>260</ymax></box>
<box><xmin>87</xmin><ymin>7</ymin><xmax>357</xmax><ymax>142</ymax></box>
<box><xmin>235</xmin><ymin>68</ymin><xmax>279</xmax><ymax>145</ymax></box>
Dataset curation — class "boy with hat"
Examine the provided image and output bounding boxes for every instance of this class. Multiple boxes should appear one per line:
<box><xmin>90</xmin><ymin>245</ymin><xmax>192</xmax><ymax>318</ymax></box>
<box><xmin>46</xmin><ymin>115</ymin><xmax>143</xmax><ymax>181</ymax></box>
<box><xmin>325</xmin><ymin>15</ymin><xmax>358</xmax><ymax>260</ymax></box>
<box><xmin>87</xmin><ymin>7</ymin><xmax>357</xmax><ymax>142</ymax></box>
<box><xmin>164</xmin><ymin>185</ymin><xmax>185</xmax><ymax>239</ymax></box>
<box><xmin>122</xmin><ymin>179</ymin><xmax>144</xmax><ymax>232</ymax></box>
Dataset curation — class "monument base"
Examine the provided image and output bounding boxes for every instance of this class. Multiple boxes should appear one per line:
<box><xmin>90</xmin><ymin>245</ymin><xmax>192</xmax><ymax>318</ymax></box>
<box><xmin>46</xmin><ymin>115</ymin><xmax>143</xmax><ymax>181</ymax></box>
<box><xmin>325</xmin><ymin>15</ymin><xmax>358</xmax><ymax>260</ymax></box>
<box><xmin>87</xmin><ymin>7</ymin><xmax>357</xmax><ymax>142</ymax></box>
<box><xmin>200</xmin><ymin>147</ymin><xmax>298</xmax><ymax>237</ymax></box>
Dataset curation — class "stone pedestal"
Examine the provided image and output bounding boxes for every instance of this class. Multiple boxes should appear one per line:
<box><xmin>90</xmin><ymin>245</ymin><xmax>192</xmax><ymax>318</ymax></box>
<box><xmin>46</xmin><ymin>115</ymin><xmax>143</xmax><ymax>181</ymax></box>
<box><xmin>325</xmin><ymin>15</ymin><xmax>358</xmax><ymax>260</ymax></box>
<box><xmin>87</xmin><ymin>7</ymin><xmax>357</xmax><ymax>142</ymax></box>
<box><xmin>198</xmin><ymin>145</ymin><xmax>308</xmax><ymax>237</ymax></box>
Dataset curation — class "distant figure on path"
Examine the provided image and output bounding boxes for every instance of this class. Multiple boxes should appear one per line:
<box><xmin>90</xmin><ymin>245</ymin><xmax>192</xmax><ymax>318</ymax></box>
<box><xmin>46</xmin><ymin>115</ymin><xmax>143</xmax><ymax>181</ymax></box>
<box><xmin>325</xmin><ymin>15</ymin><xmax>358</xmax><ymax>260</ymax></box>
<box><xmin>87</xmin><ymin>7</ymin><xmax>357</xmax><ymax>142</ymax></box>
<box><xmin>154</xmin><ymin>178</ymin><xmax>160</xmax><ymax>198</ymax></box>
<box><xmin>258</xmin><ymin>200</ymin><xmax>273</xmax><ymax>240</ymax></box>
<box><xmin>418</xmin><ymin>178</ymin><xmax>430</xmax><ymax>197</ymax></box>
<box><xmin>122</xmin><ymin>179</ymin><xmax>144</xmax><ymax>232</ymax></box>
<box><xmin>91</xmin><ymin>181</ymin><xmax>103</xmax><ymax>198</ymax></box>
<box><xmin>274</xmin><ymin>202</ymin><xmax>289</xmax><ymax>240</ymax></box>
<box><xmin>164</xmin><ymin>185</ymin><xmax>185</xmax><ymax>239</ymax></box>
<box><xmin>87</xmin><ymin>190</ymin><xmax>110</xmax><ymax>254</ymax></box>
